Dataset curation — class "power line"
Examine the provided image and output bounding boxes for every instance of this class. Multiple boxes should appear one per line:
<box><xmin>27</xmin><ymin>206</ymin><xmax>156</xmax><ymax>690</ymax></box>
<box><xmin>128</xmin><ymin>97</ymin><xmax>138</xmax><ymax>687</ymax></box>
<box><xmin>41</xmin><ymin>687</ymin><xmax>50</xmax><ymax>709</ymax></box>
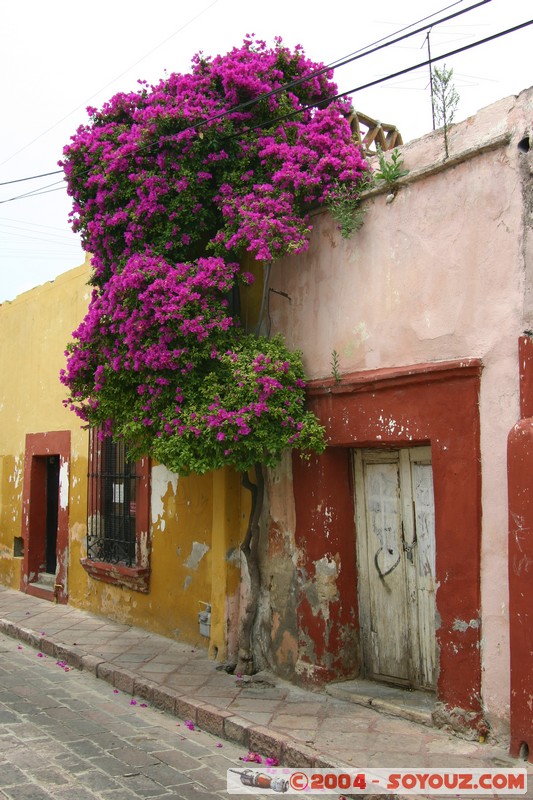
<box><xmin>0</xmin><ymin>0</ymin><xmax>489</xmax><ymax>190</ymax></box>
<box><xmin>0</xmin><ymin>222</ymin><xmax>79</xmax><ymax>243</ymax></box>
<box><xmin>218</xmin><ymin>0</ymin><xmax>492</xmax><ymax>124</ymax></box>
<box><xmin>0</xmin><ymin>180</ymin><xmax>65</xmax><ymax>205</ymax></box>
<box><xmin>0</xmin><ymin>185</ymin><xmax>66</xmax><ymax>205</ymax></box>
<box><xmin>3</xmin><ymin>11</ymin><xmax>530</xmax><ymax>206</ymax></box>
<box><xmin>0</xmin><ymin>230</ymin><xmax>80</xmax><ymax>248</ymax></box>
<box><xmin>0</xmin><ymin>215</ymin><xmax>76</xmax><ymax>233</ymax></box>
<box><xmin>0</xmin><ymin>170</ymin><xmax>63</xmax><ymax>186</ymax></box>
<box><xmin>341</xmin><ymin>19</ymin><xmax>533</xmax><ymax>101</ymax></box>
<box><xmin>0</xmin><ymin>252</ymin><xmax>82</xmax><ymax>260</ymax></box>
<box><xmin>0</xmin><ymin>0</ymin><xmax>220</xmax><ymax>170</ymax></box>
<box><xmin>227</xmin><ymin>19</ymin><xmax>533</xmax><ymax>138</ymax></box>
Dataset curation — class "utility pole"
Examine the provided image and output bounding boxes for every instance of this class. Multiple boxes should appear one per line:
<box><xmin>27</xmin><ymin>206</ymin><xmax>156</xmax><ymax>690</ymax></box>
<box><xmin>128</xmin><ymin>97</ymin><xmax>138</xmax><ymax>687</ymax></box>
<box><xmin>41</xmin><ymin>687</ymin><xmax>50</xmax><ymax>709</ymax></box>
<box><xmin>425</xmin><ymin>27</ymin><xmax>436</xmax><ymax>130</ymax></box>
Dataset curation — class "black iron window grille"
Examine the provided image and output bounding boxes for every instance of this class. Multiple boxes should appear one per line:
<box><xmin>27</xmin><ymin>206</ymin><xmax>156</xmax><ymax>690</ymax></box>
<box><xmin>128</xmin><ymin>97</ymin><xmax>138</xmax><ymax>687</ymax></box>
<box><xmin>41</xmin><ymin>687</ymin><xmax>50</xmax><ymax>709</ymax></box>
<box><xmin>87</xmin><ymin>428</ymin><xmax>139</xmax><ymax>566</ymax></box>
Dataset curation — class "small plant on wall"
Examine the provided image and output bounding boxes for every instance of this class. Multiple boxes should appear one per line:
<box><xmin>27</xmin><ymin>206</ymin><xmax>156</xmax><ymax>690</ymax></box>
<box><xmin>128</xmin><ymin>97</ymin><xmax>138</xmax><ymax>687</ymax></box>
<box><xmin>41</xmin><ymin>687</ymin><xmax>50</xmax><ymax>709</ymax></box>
<box><xmin>432</xmin><ymin>63</ymin><xmax>460</xmax><ymax>159</ymax></box>
<box><xmin>60</xmin><ymin>37</ymin><xmax>371</xmax><ymax>673</ymax></box>
<box><xmin>374</xmin><ymin>145</ymin><xmax>409</xmax><ymax>189</ymax></box>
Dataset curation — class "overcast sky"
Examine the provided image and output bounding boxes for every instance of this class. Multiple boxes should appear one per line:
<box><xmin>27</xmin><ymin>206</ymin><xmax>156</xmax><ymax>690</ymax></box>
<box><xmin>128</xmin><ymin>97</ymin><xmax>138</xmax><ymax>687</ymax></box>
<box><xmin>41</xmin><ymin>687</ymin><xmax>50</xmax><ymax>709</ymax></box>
<box><xmin>0</xmin><ymin>0</ymin><xmax>530</xmax><ymax>303</ymax></box>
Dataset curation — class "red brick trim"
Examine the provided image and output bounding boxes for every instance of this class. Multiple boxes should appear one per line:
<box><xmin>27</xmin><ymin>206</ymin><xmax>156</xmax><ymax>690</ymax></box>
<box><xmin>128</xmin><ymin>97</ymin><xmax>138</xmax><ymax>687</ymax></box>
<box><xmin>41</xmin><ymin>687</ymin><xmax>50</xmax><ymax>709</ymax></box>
<box><xmin>306</xmin><ymin>358</ymin><xmax>483</xmax><ymax>396</ymax></box>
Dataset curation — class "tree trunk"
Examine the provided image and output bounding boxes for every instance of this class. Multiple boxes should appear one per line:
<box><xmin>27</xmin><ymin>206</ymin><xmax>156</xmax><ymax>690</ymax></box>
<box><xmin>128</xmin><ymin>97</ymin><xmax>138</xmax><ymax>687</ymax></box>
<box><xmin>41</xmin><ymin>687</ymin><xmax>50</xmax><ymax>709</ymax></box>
<box><xmin>236</xmin><ymin>462</ymin><xmax>264</xmax><ymax>675</ymax></box>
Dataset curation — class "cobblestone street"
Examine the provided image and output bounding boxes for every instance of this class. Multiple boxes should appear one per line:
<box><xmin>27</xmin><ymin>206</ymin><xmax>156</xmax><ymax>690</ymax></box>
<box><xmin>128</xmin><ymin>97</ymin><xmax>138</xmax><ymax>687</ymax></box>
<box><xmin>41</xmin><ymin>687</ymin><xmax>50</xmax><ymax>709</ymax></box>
<box><xmin>0</xmin><ymin>632</ymin><xmax>254</xmax><ymax>800</ymax></box>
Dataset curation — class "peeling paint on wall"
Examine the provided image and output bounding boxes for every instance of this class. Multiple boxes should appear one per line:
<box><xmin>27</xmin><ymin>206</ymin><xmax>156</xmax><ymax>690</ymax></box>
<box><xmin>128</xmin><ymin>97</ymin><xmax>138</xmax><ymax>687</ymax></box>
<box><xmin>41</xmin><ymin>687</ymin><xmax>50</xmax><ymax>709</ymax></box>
<box><xmin>300</xmin><ymin>554</ymin><xmax>340</xmax><ymax>623</ymax></box>
<box><xmin>139</xmin><ymin>531</ymin><xmax>150</xmax><ymax>564</ymax></box>
<box><xmin>9</xmin><ymin>456</ymin><xmax>23</xmax><ymax>489</ymax></box>
<box><xmin>453</xmin><ymin>618</ymin><xmax>481</xmax><ymax>632</ymax></box>
<box><xmin>70</xmin><ymin>522</ymin><xmax>87</xmax><ymax>545</ymax></box>
<box><xmin>58</xmin><ymin>547</ymin><xmax>68</xmax><ymax>594</ymax></box>
<box><xmin>341</xmin><ymin>322</ymin><xmax>371</xmax><ymax>360</ymax></box>
<box><xmin>151</xmin><ymin>464</ymin><xmax>179</xmax><ymax>526</ymax></box>
<box><xmin>184</xmin><ymin>541</ymin><xmax>209</xmax><ymax>570</ymax></box>
<box><xmin>59</xmin><ymin>460</ymin><xmax>69</xmax><ymax>510</ymax></box>
<box><xmin>275</xmin><ymin>629</ymin><xmax>298</xmax><ymax>669</ymax></box>
<box><xmin>226</xmin><ymin>546</ymin><xmax>240</xmax><ymax>564</ymax></box>
<box><xmin>0</xmin><ymin>545</ymin><xmax>12</xmax><ymax>560</ymax></box>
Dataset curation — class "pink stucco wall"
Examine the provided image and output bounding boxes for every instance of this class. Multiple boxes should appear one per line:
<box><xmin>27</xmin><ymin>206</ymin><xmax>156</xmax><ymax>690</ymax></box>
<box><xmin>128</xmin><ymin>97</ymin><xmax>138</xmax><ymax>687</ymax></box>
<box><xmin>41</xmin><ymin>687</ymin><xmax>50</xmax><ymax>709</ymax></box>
<box><xmin>267</xmin><ymin>87</ymin><xmax>533</xmax><ymax>737</ymax></box>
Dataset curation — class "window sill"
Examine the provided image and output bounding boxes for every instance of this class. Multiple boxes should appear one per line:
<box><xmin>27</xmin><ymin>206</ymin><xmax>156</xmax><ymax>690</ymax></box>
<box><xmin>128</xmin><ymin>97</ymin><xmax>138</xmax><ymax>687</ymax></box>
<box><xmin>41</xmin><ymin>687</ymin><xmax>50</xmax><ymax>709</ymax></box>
<box><xmin>80</xmin><ymin>558</ymin><xmax>150</xmax><ymax>593</ymax></box>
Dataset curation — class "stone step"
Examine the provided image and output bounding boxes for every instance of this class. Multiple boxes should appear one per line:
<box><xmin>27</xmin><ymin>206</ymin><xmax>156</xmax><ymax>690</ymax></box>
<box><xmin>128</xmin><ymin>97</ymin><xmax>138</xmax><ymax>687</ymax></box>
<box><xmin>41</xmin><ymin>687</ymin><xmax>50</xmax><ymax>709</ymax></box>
<box><xmin>31</xmin><ymin>572</ymin><xmax>56</xmax><ymax>591</ymax></box>
<box><xmin>325</xmin><ymin>678</ymin><xmax>435</xmax><ymax>726</ymax></box>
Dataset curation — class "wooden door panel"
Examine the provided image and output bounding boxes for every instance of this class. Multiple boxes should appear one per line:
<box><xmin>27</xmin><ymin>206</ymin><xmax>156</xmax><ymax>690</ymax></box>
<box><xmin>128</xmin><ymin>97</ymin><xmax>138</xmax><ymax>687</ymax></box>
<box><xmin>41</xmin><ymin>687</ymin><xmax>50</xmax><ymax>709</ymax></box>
<box><xmin>354</xmin><ymin>447</ymin><xmax>436</xmax><ymax>690</ymax></box>
<box><xmin>358</xmin><ymin>457</ymin><xmax>411</xmax><ymax>684</ymax></box>
<box><xmin>411</xmin><ymin>457</ymin><xmax>437</xmax><ymax>689</ymax></box>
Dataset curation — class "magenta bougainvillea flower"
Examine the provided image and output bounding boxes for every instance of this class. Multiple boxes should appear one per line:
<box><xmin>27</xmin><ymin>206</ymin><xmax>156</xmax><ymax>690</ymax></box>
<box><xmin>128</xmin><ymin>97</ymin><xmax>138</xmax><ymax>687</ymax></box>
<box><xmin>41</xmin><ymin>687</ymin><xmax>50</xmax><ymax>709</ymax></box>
<box><xmin>60</xmin><ymin>37</ymin><xmax>369</xmax><ymax>474</ymax></box>
<box><xmin>239</xmin><ymin>751</ymin><xmax>279</xmax><ymax>765</ymax></box>
<box><xmin>240</xmin><ymin>752</ymin><xmax>263</xmax><ymax>764</ymax></box>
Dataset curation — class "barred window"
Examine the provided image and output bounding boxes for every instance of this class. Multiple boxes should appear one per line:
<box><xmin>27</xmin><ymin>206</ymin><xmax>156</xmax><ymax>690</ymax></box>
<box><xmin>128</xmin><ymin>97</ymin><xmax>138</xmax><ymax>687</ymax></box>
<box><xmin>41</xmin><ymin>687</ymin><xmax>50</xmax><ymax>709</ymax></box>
<box><xmin>81</xmin><ymin>428</ymin><xmax>151</xmax><ymax>592</ymax></box>
<box><xmin>87</xmin><ymin>429</ymin><xmax>138</xmax><ymax>565</ymax></box>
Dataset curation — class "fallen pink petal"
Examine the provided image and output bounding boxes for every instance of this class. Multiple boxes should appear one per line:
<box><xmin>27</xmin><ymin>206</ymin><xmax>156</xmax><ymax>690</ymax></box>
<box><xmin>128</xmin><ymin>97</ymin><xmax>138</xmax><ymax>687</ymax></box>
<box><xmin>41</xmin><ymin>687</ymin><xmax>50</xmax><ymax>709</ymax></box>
<box><xmin>113</xmin><ymin>689</ymin><xmax>119</xmax><ymax>694</ymax></box>
<box><xmin>130</xmin><ymin>699</ymin><xmax>137</xmax><ymax>705</ymax></box>
<box><xmin>240</xmin><ymin>752</ymin><xmax>262</xmax><ymax>763</ymax></box>
<box><xmin>216</xmin><ymin>743</ymin><xmax>223</xmax><ymax>748</ymax></box>
<box><xmin>140</xmin><ymin>703</ymin><xmax>148</xmax><ymax>708</ymax></box>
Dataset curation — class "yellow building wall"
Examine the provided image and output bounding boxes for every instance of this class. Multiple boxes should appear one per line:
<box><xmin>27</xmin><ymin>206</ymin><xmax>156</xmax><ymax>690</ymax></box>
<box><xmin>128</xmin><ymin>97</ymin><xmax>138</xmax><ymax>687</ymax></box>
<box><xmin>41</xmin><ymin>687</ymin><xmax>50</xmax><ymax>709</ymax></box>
<box><xmin>0</xmin><ymin>261</ymin><xmax>91</xmax><ymax>590</ymax></box>
<box><xmin>0</xmin><ymin>258</ymin><xmax>248</xmax><ymax>658</ymax></box>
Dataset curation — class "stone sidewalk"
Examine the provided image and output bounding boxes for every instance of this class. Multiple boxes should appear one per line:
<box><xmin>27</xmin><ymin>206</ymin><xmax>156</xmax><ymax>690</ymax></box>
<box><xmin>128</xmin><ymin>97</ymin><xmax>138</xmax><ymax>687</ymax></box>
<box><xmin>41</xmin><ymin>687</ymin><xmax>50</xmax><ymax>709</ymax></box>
<box><xmin>0</xmin><ymin>585</ymin><xmax>530</xmax><ymax>792</ymax></box>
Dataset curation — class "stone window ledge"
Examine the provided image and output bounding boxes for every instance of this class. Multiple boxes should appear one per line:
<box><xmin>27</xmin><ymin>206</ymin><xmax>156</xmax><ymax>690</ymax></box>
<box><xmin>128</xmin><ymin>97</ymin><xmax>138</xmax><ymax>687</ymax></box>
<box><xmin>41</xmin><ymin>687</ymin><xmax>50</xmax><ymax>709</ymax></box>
<box><xmin>80</xmin><ymin>558</ymin><xmax>150</xmax><ymax>593</ymax></box>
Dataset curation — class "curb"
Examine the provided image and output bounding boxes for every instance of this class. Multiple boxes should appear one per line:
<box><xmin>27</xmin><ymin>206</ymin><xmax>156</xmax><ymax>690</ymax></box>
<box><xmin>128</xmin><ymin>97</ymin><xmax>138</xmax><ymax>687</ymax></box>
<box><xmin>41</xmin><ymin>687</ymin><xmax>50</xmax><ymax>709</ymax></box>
<box><xmin>0</xmin><ymin>617</ymin><xmax>347</xmax><ymax>772</ymax></box>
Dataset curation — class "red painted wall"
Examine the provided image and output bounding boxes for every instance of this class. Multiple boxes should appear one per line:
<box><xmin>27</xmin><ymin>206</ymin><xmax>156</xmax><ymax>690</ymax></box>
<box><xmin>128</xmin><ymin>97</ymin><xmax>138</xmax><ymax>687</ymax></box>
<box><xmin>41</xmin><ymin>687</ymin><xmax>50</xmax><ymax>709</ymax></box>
<box><xmin>292</xmin><ymin>360</ymin><xmax>484</xmax><ymax>725</ymax></box>
<box><xmin>508</xmin><ymin>336</ymin><xmax>533</xmax><ymax>761</ymax></box>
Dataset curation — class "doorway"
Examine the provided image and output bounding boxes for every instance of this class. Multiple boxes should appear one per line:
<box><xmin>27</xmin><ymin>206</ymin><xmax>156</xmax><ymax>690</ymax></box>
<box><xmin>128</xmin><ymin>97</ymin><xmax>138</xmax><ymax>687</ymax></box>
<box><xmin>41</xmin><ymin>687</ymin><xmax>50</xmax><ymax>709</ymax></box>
<box><xmin>20</xmin><ymin>432</ymin><xmax>70</xmax><ymax>603</ymax></box>
<box><xmin>45</xmin><ymin>455</ymin><xmax>60</xmax><ymax>575</ymax></box>
<box><xmin>353</xmin><ymin>446</ymin><xmax>436</xmax><ymax>690</ymax></box>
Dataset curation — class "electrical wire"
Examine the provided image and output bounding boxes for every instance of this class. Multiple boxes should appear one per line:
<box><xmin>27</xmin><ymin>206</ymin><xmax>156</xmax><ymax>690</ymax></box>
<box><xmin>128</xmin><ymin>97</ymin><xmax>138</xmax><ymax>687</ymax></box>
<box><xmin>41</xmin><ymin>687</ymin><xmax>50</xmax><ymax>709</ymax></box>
<box><xmin>2</xmin><ymin>10</ymin><xmax>530</xmax><ymax>205</ymax></box>
<box><xmin>0</xmin><ymin>220</ymin><xmax>79</xmax><ymax>241</ymax></box>
<box><xmin>0</xmin><ymin>215</ymin><xmax>76</xmax><ymax>233</ymax></box>
<box><xmin>1</xmin><ymin>230</ymin><xmax>80</xmax><ymax>248</ymax></box>
<box><xmin>206</xmin><ymin>0</ymin><xmax>493</xmax><ymax>124</ymax></box>
<box><xmin>0</xmin><ymin>170</ymin><xmax>63</xmax><ymax>186</ymax></box>
<box><xmin>0</xmin><ymin>0</ymin><xmax>490</xmax><ymax>190</ymax></box>
<box><xmin>0</xmin><ymin>0</ymin><xmax>221</xmax><ymax>170</ymax></box>
<box><xmin>225</xmin><ymin>18</ymin><xmax>533</xmax><ymax>138</ymax></box>
<box><xmin>0</xmin><ymin>181</ymin><xmax>65</xmax><ymax>205</ymax></box>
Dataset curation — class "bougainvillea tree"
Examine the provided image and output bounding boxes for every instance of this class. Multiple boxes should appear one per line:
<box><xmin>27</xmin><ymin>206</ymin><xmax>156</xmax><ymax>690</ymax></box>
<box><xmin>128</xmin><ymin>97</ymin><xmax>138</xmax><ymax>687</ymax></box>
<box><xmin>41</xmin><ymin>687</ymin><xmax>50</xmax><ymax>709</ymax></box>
<box><xmin>60</xmin><ymin>36</ymin><xmax>369</xmax><ymax>671</ymax></box>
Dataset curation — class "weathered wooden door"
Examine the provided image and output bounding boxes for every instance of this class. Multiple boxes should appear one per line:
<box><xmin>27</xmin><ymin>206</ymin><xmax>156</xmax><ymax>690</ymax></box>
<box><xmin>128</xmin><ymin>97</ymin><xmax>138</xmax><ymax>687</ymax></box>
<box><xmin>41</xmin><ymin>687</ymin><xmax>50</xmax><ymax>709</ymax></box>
<box><xmin>353</xmin><ymin>447</ymin><xmax>436</xmax><ymax>690</ymax></box>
